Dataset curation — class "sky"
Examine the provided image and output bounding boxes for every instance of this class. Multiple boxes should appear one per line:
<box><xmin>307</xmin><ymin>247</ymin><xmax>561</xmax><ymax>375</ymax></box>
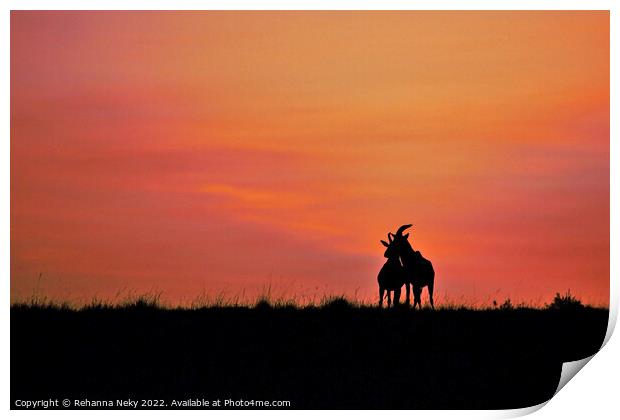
<box><xmin>11</xmin><ymin>11</ymin><xmax>609</xmax><ymax>306</ymax></box>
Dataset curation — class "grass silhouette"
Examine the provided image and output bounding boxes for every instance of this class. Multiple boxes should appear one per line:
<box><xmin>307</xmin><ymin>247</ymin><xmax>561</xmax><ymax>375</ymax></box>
<box><xmin>11</xmin><ymin>288</ymin><xmax>606</xmax><ymax>311</ymax></box>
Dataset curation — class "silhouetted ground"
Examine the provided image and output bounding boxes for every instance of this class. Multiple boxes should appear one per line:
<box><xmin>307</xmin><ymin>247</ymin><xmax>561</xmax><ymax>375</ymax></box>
<box><xmin>11</xmin><ymin>301</ymin><xmax>608</xmax><ymax>409</ymax></box>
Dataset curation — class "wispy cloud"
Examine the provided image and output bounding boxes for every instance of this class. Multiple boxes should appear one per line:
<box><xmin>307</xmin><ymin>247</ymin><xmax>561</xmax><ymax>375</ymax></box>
<box><xmin>200</xmin><ymin>183</ymin><xmax>312</xmax><ymax>209</ymax></box>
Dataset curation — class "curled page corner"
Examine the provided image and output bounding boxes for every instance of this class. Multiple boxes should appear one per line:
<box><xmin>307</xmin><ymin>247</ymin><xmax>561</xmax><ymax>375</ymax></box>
<box><xmin>555</xmin><ymin>355</ymin><xmax>595</xmax><ymax>396</ymax></box>
<box><xmin>495</xmin><ymin>400</ymin><xmax>549</xmax><ymax>418</ymax></box>
<box><xmin>602</xmin><ymin>302</ymin><xmax>617</xmax><ymax>348</ymax></box>
<box><xmin>497</xmin><ymin>353</ymin><xmax>600</xmax><ymax>418</ymax></box>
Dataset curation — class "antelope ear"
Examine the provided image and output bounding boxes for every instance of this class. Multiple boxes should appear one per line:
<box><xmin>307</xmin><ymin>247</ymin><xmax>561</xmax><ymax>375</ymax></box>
<box><xmin>380</xmin><ymin>240</ymin><xmax>389</xmax><ymax>247</ymax></box>
<box><xmin>403</xmin><ymin>233</ymin><xmax>409</xmax><ymax>239</ymax></box>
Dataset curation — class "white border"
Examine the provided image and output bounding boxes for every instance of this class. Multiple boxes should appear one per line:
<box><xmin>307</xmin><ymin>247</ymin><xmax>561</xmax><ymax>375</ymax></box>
<box><xmin>2</xmin><ymin>2</ymin><xmax>617</xmax><ymax>419</ymax></box>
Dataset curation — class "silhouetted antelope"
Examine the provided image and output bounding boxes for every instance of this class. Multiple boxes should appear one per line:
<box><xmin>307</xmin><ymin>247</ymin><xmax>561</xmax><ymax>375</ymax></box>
<box><xmin>378</xmin><ymin>233</ymin><xmax>405</xmax><ymax>308</ymax></box>
<box><xmin>391</xmin><ymin>224</ymin><xmax>435</xmax><ymax>309</ymax></box>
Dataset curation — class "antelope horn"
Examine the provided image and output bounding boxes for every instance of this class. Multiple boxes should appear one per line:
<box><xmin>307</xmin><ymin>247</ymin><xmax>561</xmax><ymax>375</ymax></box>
<box><xmin>395</xmin><ymin>224</ymin><xmax>413</xmax><ymax>236</ymax></box>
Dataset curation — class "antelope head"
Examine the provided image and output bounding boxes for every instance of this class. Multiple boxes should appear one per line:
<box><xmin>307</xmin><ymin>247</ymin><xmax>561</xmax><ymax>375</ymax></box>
<box><xmin>390</xmin><ymin>224</ymin><xmax>414</xmax><ymax>253</ymax></box>
<box><xmin>380</xmin><ymin>232</ymin><xmax>399</xmax><ymax>259</ymax></box>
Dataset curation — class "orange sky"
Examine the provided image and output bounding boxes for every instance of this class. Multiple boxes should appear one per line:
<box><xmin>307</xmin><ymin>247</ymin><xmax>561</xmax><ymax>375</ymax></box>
<box><xmin>10</xmin><ymin>11</ymin><xmax>609</xmax><ymax>306</ymax></box>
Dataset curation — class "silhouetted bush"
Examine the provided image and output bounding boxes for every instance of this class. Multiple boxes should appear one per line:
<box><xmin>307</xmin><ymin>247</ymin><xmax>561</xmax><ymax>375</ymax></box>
<box><xmin>121</xmin><ymin>294</ymin><xmax>162</xmax><ymax>310</ymax></box>
<box><xmin>254</xmin><ymin>298</ymin><xmax>272</xmax><ymax>310</ymax></box>
<box><xmin>321</xmin><ymin>296</ymin><xmax>353</xmax><ymax>310</ymax></box>
<box><xmin>547</xmin><ymin>291</ymin><xmax>584</xmax><ymax>311</ymax></box>
<box><xmin>499</xmin><ymin>298</ymin><xmax>514</xmax><ymax>311</ymax></box>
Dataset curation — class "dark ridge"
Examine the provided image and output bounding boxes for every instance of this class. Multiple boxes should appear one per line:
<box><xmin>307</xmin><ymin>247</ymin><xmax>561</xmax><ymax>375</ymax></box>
<box><xmin>11</xmin><ymin>300</ymin><xmax>608</xmax><ymax>409</ymax></box>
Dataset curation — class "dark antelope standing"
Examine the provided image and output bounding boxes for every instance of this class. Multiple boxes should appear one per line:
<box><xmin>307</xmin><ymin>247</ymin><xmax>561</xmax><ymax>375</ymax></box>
<box><xmin>391</xmin><ymin>224</ymin><xmax>435</xmax><ymax>309</ymax></box>
<box><xmin>377</xmin><ymin>233</ymin><xmax>405</xmax><ymax>308</ymax></box>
